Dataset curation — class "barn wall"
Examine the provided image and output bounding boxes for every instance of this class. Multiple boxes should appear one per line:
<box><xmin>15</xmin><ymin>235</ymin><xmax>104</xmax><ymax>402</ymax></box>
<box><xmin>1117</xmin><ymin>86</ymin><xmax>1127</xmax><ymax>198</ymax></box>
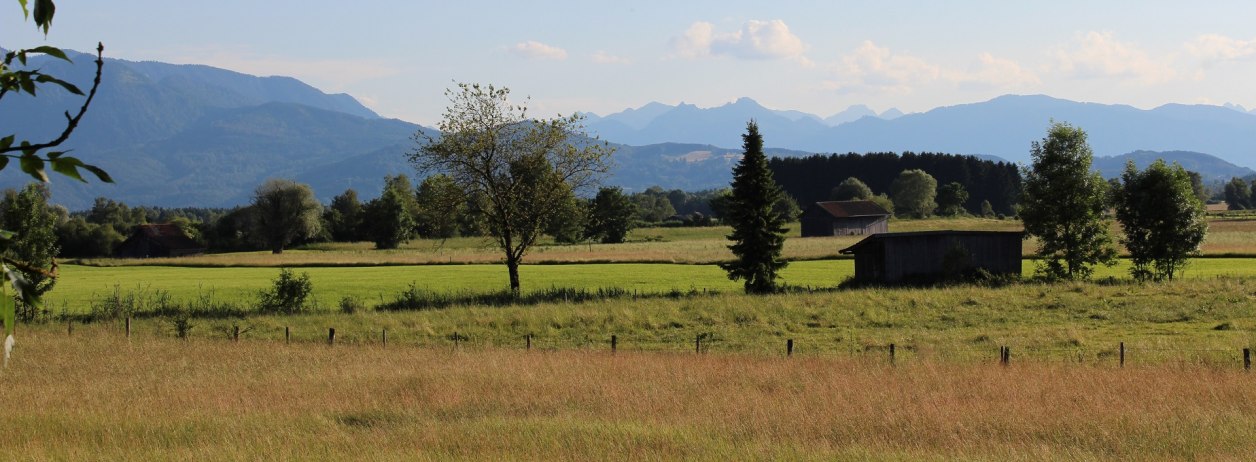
<box><xmin>876</xmin><ymin>233</ymin><xmax>1021</xmax><ymax>282</ymax></box>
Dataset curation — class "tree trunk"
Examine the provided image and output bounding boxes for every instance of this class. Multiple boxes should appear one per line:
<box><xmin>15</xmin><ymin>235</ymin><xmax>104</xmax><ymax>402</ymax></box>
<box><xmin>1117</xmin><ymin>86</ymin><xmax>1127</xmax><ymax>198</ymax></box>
<box><xmin>506</xmin><ymin>258</ymin><xmax>521</xmax><ymax>295</ymax></box>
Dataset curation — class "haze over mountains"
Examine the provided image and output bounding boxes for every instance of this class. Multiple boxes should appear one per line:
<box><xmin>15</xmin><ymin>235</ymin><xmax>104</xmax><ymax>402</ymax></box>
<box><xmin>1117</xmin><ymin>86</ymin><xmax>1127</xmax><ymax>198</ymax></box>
<box><xmin>2</xmin><ymin>52</ymin><xmax>1254</xmax><ymax>209</ymax></box>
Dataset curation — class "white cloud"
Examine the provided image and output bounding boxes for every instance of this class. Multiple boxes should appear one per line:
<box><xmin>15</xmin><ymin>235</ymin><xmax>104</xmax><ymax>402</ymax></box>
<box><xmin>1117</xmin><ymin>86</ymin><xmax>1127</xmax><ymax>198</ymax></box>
<box><xmin>1186</xmin><ymin>34</ymin><xmax>1256</xmax><ymax>63</ymax></box>
<box><xmin>592</xmin><ymin>50</ymin><xmax>631</xmax><ymax>65</ymax></box>
<box><xmin>954</xmin><ymin>52</ymin><xmax>1041</xmax><ymax>89</ymax></box>
<box><xmin>824</xmin><ymin>42</ymin><xmax>1038</xmax><ymax>94</ymax></box>
<box><xmin>509</xmin><ymin>40</ymin><xmax>568</xmax><ymax>60</ymax></box>
<box><xmin>670</xmin><ymin>21</ymin><xmax>715</xmax><ymax>59</ymax></box>
<box><xmin>669</xmin><ymin>19</ymin><xmax>810</xmax><ymax>65</ymax></box>
<box><xmin>826</xmin><ymin>41</ymin><xmax>940</xmax><ymax>94</ymax></box>
<box><xmin>1050</xmin><ymin>31</ymin><xmax>1176</xmax><ymax>83</ymax></box>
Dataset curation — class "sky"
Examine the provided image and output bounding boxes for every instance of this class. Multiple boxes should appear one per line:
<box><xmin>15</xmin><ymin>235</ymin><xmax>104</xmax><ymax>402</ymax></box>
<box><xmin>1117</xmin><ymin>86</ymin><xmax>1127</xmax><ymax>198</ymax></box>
<box><xmin>4</xmin><ymin>1</ymin><xmax>1256</xmax><ymax>125</ymax></box>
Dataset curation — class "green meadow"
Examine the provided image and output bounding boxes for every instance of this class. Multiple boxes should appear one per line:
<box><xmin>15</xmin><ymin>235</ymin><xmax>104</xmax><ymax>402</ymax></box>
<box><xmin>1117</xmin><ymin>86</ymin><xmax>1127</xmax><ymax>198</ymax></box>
<box><xmin>47</xmin><ymin>257</ymin><xmax>1256</xmax><ymax>314</ymax></box>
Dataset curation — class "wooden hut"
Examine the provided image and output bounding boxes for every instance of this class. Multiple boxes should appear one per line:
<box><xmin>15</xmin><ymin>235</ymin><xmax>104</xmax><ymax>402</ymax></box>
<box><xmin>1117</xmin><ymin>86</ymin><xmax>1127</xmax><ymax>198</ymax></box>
<box><xmin>839</xmin><ymin>230</ymin><xmax>1022</xmax><ymax>283</ymax></box>
<box><xmin>800</xmin><ymin>200</ymin><xmax>891</xmax><ymax>237</ymax></box>
<box><xmin>113</xmin><ymin>224</ymin><xmax>206</xmax><ymax>258</ymax></box>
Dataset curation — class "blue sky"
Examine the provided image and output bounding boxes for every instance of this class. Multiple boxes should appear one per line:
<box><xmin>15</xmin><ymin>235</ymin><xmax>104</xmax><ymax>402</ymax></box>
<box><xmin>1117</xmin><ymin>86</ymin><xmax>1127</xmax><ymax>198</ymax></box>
<box><xmin>4</xmin><ymin>1</ymin><xmax>1256</xmax><ymax>124</ymax></box>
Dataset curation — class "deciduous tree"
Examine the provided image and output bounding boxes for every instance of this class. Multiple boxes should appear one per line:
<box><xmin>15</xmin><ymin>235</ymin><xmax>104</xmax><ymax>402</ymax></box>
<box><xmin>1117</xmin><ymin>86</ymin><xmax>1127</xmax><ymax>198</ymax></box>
<box><xmin>0</xmin><ymin>184</ymin><xmax>57</xmax><ymax>320</ymax></box>
<box><xmin>1114</xmin><ymin>160</ymin><xmax>1207</xmax><ymax>281</ymax></box>
<box><xmin>720</xmin><ymin>121</ymin><xmax>788</xmax><ymax>294</ymax></box>
<box><xmin>890</xmin><ymin>169</ymin><xmax>937</xmax><ymax>218</ymax></box>
<box><xmin>829</xmin><ymin>177</ymin><xmax>873</xmax><ymax>201</ymax></box>
<box><xmin>585</xmin><ymin>186</ymin><xmax>636</xmax><ymax>244</ymax></box>
<box><xmin>1019</xmin><ymin>122</ymin><xmax>1116</xmax><ymax>280</ymax></box>
<box><xmin>362</xmin><ymin>175</ymin><xmax>418</xmax><ymax>249</ymax></box>
<box><xmin>251</xmin><ymin>179</ymin><xmax>322</xmax><ymax>254</ymax></box>
<box><xmin>1223</xmin><ymin>177</ymin><xmax>1250</xmax><ymax>210</ymax></box>
<box><xmin>936</xmin><ymin>181</ymin><xmax>969</xmax><ymax>216</ymax></box>
<box><xmin>410</xmin><ymin>83</ymin><xmax>612</xmax><ymax>293</ymax></box>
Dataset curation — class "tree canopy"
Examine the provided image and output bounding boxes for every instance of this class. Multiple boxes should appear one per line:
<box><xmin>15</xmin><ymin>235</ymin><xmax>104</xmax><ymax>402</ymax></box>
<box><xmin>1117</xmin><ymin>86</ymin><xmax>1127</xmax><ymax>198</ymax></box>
<box><xmin>890</xmin><ymin>169</ymin><xmax>938</xmax><ymax>218</ymax></box>
<box><xmin>410</xmin><ymin>83</ymin><xmax>612</xmax><ymax>293</ymax></box>
<box><xmin>1113</xmin><ymin>160</ymin><xmax>1207</xmax><ymax>281</ymax></box>
<box><xmin>251</xmin><ymin>179</ymin><xmax>322</xmax><ymax>254</ymax></box>
<box><xmin>1019</xmin><ymin>122</ymin><xmax>1116</xmax><ymax>280</ymax></box>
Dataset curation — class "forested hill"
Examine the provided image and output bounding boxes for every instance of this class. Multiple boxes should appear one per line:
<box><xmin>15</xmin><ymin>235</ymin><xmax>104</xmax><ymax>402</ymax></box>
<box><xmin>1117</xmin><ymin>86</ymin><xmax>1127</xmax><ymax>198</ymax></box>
<box><xmin>769</xmin><ymin>153</ymin><xmax>1023</xmax><ymax>215</ymax></box>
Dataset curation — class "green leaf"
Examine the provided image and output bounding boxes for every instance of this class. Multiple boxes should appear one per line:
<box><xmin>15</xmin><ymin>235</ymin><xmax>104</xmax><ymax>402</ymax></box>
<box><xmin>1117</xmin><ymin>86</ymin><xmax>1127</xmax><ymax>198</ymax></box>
<box><xmin>32</xmin><ymin>0</ymin><xmax>54</xmax><ymax>34</ymax></box>
<box><xmin>81</xmin><ymin>164</ymin><xmax>114</xmax><ymax>183</ymax></box>
<box><xmin>0</xmin><ymin>156</ymin><xmax>8</xmax><ymax>171</ymax></box>
<box><xmin>0</xmin><ymin>135</ymin><xmax>14</xmax><ymax>150</ymax></box>
<box><xmin>27</xmin><ymin>45</ymin><xmax>68</xmax><ymax>61</ymax></box>
<box><xmin>50</xmin><ymin>155</ymin><xmax>86</xmax><ymax>182</ymax></box>
<box><xmin>18</xmin><ymin>0</ymin><xmax>28</xmax><ymax>19</ymax></box>
<box><xmin>34</xmin><ymin>74</ymin><xmax>82</xmax><ymax>95</ymax></box>
<box><xmin>0</xmin><ymin>287</ymin><xmax>12</xmax><ymax>337</ymax></box>
<box><xmin>3</xmin><ymin>264</ymin><xmax>39</xmax><ymax>311</ymax></box>
<box><xmin>19</xmin><ymin>155</ymin><xmax>48</xmax><ymax>183</ymax></box>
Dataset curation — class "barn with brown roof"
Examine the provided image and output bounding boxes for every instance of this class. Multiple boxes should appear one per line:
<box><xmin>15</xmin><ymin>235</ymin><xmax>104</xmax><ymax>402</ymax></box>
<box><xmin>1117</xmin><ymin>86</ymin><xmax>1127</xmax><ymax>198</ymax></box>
<box><xmin>113</xmin><ymin>224</ymin><xmax>206</xmax><ymax>258</ymax></box>
<box><xmin>799</xmin><ymin>200</ymin><xmax>891</xmax><ymax>237</ymax></box>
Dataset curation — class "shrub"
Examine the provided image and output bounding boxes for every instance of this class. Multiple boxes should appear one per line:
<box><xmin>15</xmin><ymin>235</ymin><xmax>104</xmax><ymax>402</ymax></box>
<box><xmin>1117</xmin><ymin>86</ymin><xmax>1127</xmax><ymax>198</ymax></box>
<box><xmin>339</xmin><ymin>296</ymin><xmax>365</xmax><ymax>314</ymax></box>
<box><xmin>257</xmin><ymin>268</ymin><xmax>314</xmax><ymax>314</ymax></box>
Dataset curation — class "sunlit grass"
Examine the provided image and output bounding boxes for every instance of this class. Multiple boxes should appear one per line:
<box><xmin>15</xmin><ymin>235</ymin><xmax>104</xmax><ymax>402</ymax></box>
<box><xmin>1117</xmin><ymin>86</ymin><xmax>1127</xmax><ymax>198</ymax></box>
<box><xmin>2</xmin><ymin>328</ymin><xmax>1253</xmax><ymax>460</ymax></box>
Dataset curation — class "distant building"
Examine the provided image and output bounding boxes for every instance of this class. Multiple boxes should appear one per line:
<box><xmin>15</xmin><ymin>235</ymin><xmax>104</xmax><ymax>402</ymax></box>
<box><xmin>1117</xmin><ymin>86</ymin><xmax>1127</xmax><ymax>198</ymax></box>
<box><xmin>113</xmin><ymin>224</ymin><xmax>206</xmax><ymax>258</ymax></box>
<box><xmin>799</xmin><ymin>200</ymin><xmax>891</xmax><ymax>237</ymax></box>
<box><xmin>839</xmin><ymin>230</ymin><xmax>1022</xmax><ymax>283</ymax></box>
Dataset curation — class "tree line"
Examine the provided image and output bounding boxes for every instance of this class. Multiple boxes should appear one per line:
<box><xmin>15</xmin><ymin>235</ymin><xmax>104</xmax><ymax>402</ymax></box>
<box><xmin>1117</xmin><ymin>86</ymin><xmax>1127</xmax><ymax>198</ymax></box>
<box><xmin>768</xmin><ymin>152</ymin><xmax>1023</xmax><ymax>216</ymax></box>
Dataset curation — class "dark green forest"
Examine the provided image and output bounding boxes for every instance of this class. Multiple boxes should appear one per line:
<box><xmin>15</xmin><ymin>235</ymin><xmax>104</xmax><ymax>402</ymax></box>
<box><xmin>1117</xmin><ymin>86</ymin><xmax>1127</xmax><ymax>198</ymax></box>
<box><xmin>768</xmin><ymin>152</ymin><xmax>1023</xmax><ymax>215</ymax></box>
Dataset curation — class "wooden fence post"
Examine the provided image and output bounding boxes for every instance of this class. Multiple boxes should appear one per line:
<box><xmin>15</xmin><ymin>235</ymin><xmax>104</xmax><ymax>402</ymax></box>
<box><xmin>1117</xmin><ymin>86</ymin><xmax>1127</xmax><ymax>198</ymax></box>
<box><xmin>233</xmin><ymin>325</ymin><xmax>240</xmax><ymax>342</ymax></box>
<box><xmin>695</xmin><ymin>334</ymin><xmax>701</xmax><ymax>354</ymax></box>
<box><xmin>526</xmin><ymin>333</ymin><xmax>532</xmax><ymax>350</ymax></box>
<box><xmin>787</xmin><ymin>338</ymin><xmax>794</xmax><ymax>357</ymax></box>
<box><xmin>382</xmin><ymin>329</ymin><xmax>387</xmax><ymax>347</ymax></box>
<box><xmin>1245</xmin><ymin>348</ymin><xmax>1251</xmax><ymax>371</ymax></box>
<box><xmin>889</xmin><ymin>343</ymin><xmax>896</xmax><ymax>364</ymax></box>
<box><xmin>285</xmin><ymin>326</ymin><xmax>290</xmax><ymax>344</ymax></box>
<box><xmin>67</xmin><ymin>321</ymin><xmax>72</xmax><ymax>336</ymax></box>
<box><xmin>1119</xmin><ymin>342</ymin><xmax>1125</xmax><ymax>368</ymax></box>
<box><xmin>328</xmin><ymin>327</ymin><xmax>336</xmax><ymax>345</ymax></box>
<box><xmin>611</xmin><ymin>335</ymin><xmax>617</xmax><ymax>353</ymax></box>
<box><xmin>453</xmin><ymin>331</ymin><xmax>460</xmax><ymax>348</ymax></box>
<box><xmin>1000</xmin><ymin>346</ymin><xmax>1010</xmax><ymax>366</ymax></box>
<box><xmin>125</xmin><ymin>317</ymin><xmax>131</xmax><ymax>338</ymax></box>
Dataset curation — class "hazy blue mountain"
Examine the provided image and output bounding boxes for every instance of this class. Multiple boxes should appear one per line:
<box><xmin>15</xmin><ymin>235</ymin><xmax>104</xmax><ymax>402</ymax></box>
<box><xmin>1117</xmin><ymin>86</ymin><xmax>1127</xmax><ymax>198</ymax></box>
<box><xmin>879</xmin><ymin>108</ymin><xmax>904</xmax><ymax>119</ymax></box>
<box><xmin>823</xmin><ymin>105</ymin><xmax>878</xmax><ymax>126</ymax></box>
<box><xmin>0</xmin><ymin>48</ymin><xmax>378</xmax><ymax>153</ymax></box>
<box><xmin>1093</xmin><ymin>150</ymin><xmax>1254</xmax><ymax>182</ymax></box>
<box><xmin>808</xmin><ymin>95</ymin><xmax>1256</xmax><ymax>168</ymax></box>
<box><xmin>28</xmin><ymin>102</ymin><xmax>418</xmax><ymax>209</ymax></box>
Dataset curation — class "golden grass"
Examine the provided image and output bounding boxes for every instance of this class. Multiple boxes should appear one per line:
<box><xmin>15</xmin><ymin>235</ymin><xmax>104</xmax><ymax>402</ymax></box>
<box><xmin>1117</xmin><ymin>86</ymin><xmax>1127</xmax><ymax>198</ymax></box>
<box><xmin>3</xmin><ymin>329</ymin><xmax>1253</xmax><ymax>460</ymax></box>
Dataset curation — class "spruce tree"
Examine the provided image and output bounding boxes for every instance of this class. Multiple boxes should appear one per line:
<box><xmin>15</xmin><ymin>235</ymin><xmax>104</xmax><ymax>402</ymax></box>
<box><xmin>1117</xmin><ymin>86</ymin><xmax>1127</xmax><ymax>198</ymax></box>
<box><xmin>720</xmin><ymin>121</ymin><xmax>788</xmax><ymax>294</ymax></box>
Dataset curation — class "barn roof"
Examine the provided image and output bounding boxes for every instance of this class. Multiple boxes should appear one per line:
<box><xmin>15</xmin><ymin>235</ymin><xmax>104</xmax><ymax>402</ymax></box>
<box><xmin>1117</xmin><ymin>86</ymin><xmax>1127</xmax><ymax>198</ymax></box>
<box><xmin>839</xmin><ymin>230</ymin><xmax>1024</xmax><ymax>254</ymax></box>
<box><xmin>130</xmin><ymin>223</ymin><xmax>203</xmax><ymax>251</ymax></box>
<box><xmin>811</xmin><ymin>200</ymin><xmax>891</xmax><ymax>218</ymax></box>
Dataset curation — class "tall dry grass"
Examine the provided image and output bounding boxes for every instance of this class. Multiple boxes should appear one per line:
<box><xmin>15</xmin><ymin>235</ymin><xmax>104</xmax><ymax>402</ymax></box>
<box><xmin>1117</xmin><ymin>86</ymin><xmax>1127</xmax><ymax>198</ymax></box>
<box><xmin>1</xmin><ymin>328</ymin><xmax>1253</xmax><ymax>460</ymax></box>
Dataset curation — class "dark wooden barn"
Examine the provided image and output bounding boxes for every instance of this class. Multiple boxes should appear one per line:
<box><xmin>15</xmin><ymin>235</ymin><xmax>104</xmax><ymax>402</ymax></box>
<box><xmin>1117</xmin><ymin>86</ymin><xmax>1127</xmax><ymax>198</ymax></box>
<box><xmin>800</xmin><ymin>200</ymin><xmax>891</xmax><ymax>237</ymax></box>
<box><xmin>113</xmin><ymin>224</ymin><xmax>206</xmax><ymax>258</ymax></box>
<box><xmin>839</xmin><ymin>231</ymin><xmax>1022</xmax><ymax>283</ymax></box>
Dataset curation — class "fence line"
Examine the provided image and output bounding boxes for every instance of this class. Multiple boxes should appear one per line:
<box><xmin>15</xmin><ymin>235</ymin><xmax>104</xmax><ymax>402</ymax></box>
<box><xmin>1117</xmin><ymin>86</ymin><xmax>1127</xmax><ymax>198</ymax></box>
<box><xmin>88</xmin><ymin>317</ymin><xmax>1255</xmax><ymax>370</ymax></box>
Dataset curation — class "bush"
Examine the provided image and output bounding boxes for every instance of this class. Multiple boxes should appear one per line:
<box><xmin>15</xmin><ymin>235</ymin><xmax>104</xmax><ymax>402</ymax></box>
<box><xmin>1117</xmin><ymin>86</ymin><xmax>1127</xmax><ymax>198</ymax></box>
<box><xmin>257</xmin><ymin>268</ymin><xmax>314</xmax><ymax>314</ymax></box>
<box><xmin>339</xmin><ymin>296</ymin><xmax>364</xmax><ymax>314</ymax></box>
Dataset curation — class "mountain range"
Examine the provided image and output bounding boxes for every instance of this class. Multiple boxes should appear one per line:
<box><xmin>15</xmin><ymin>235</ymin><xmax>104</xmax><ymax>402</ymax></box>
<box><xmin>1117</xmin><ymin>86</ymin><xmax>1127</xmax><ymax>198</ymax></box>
<box><xmin>2</xmin><ymin>51</ymin><xmax>1254</xmax><ymax>209</ymax></box>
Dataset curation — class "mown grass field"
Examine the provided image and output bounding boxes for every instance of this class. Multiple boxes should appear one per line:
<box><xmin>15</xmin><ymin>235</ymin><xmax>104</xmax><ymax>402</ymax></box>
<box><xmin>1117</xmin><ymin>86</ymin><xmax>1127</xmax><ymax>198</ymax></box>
<box><xmin>44</xmin><ymin>257</ymin><xmax>1256</xmax><ymax>314</ymax></box>
<box><xmin>3</xmin><ymin>328</ymin><xmax>1254</xmax><ymax>460</ymax></box>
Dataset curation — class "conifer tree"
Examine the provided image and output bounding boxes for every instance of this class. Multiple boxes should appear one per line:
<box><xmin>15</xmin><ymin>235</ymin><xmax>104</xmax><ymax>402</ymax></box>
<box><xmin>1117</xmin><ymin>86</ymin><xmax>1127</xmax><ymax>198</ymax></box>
<box><xmin>720</xmin><ymin>121</ymin><xmax>788</xmax><ymax>294</ymax></box>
